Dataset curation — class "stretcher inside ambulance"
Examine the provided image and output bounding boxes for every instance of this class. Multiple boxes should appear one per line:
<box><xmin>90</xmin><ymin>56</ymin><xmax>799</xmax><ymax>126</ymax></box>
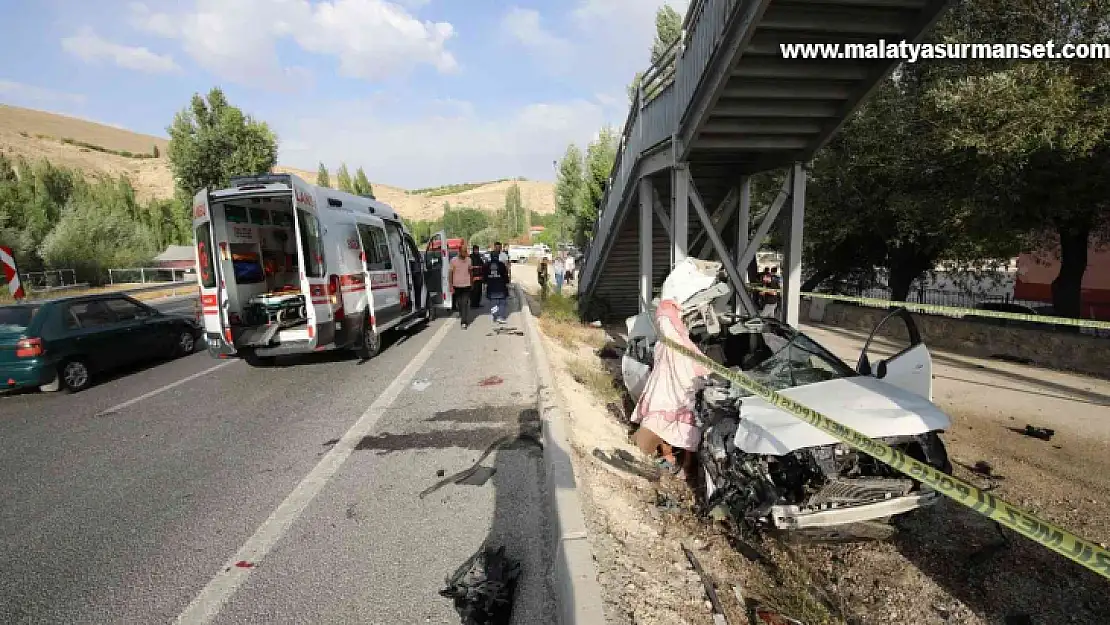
<box><xmin>192</xmin><ymin>173</ymin><xmax>429</xmax><ymax>364</ymax></box>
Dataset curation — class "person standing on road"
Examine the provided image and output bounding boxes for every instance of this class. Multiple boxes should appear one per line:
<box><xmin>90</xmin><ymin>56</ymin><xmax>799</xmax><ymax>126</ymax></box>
<box><xmin>449</xmin><ymin>251</ymin><xmax>474</xmax><ymax>328</ymax></box>
<box><xmin>553</xmin><ymin>253</ymin><xmax>566</xmax><ymax>295</ymax></box>
<box><xmin>468</xmin><ymin>244</ymin><xmax>485</xmax><ymax>309</ymax></box>
<box><xmin>537</xmin><ymin>257</ymin><xmax>550</xmax><ymax>301</ymax></box>
<box><xmin>484</xmin><ymin>250</ymin><xmax>511</xmax><ymax>324</ymax></box>
<box><xmin>492</xmin><ymin>241</ymin><xmax>511</xmax><ymax>282</ymax></box>
<box><xmin>564</xmin><ymin>253</ymin><xmax>576</xmax><ymax>287</ymax></box>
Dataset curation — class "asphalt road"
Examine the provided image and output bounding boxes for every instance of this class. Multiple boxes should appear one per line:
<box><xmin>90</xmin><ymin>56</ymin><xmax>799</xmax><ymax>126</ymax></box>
<box><xmin>0</xmin><ymin>293</ymin><xmax>553</xmax><ymax>624</ymax></box>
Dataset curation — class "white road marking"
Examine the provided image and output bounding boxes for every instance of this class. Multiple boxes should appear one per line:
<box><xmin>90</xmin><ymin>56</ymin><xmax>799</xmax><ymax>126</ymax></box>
<box><xmin>175</xmin><ymin>319</ymin><xmax>456</xmax><ymax>625</ymax></box>
<box><xmin>96</xmin><ymin>360</ymin><xmax>238</xmax><ymax>416</ymax></box>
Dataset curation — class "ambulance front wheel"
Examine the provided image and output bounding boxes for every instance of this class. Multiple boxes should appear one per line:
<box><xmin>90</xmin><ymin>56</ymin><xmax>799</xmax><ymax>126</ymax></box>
<box><xmin>356</xmin><ymin>316</ymin><xmax>382</xmax><ymax>360</ymax></box>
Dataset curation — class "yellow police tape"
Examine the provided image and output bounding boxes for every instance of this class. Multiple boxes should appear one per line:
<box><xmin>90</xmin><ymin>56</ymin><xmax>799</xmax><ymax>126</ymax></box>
<box><xmin>747</xmin><ymin>286</ymin><xmax>1110</xmax><ymax>331</ymax></box>
<box><xmin>657</xmin><ymin>333</ymin><xmax>1110</xmax><ymax>580</ymax></box>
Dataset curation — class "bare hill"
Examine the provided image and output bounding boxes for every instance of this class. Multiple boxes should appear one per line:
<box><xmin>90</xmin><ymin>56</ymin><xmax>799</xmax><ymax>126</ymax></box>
<box><xmin>0</xmin><ymin>104</ymin><xmax>555</xmax><ymax>220</ymax></box>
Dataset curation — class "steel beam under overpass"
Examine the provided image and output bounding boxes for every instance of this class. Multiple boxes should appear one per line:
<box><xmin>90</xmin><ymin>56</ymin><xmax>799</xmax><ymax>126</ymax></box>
<box><xmin>781</xmin><ymin>162</ymin><xmax>806</xmax><ymax>327</ymax></box>
<box><xmin>672</xmin><ymin>165</ymin><xmax>689</xmax><ymax>265</ymax></box>
<box><xmin>639</xmin><ymin>178</ymin><xmax>653</xmax><ymax>312</ymax></box>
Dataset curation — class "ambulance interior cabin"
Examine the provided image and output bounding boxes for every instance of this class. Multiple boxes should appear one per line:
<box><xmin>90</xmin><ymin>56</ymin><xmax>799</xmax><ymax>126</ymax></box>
<box><xmin>209</xmin><ymin>194</ymin><xmax>312</xmax><ymax>339</ymax></box>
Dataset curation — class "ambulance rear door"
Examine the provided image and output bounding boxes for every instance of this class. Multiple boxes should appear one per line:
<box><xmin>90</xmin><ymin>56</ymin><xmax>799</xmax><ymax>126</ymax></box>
<box><xmin>291</xmin><ymin>181</ymin><xmax>331</xmax><ymax>348</ymax></box>
<box><xmin>192</xmin><ymin>188</ymin><xmax>234</xmax><ymax>356</ymax></box>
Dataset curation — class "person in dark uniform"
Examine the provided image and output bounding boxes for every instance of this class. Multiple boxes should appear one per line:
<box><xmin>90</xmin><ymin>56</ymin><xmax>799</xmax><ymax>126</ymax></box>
<box><xmin>468</xmin><ymin>244</ymin><xmax>484</xmax><ymax>309</ymax></box>
<box><xmin>484</xmin><ymin>249</ymin><xmax>511</xmax><ymax>324</ymax></box>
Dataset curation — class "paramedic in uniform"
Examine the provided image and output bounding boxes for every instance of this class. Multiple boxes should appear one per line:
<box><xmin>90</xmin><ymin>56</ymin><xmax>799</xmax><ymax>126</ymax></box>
<box><xmin>491</xmin><ymin>241</ymin><xmax>511</xmax><ymax>282</ymax></box>
<box><xmin>484</xmin><ymin>249</ymin><xmax>511</xmax><ymax>324</ymax></box>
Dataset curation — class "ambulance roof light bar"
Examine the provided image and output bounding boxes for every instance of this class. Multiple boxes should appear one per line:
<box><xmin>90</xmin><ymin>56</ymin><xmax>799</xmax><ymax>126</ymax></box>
<box><xmin>229</xmin><ymin>174</ymin><xmax>292</xmax><ymax>189</ymax></box>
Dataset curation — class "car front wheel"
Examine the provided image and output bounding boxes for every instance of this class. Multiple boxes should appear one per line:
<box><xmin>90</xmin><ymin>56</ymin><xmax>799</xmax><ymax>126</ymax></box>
<box><xmin>175</xmin><ymin>330</ymin><xmax>196</xmax><ymax>356</ymax></box>
<box><xmin>60</xmin><ymin>359</ymin><xmax>92</xmax><ymax>393</ymax></box>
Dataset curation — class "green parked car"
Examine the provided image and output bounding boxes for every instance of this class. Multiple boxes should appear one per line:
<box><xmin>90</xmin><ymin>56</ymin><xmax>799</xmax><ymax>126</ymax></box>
<box><xmin>0</xmin><ymin>294</ymin><xmax>202</xmax><ymax>393</ymax></box>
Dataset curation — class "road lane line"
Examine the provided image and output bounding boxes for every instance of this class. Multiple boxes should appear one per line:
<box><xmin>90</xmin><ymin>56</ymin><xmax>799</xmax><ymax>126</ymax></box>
<box><xmin>96</xmin><ymin>360</ymin><xmax>238</xmax><ymax>416</ymax></box>
<box><xmin>174</xmin><ymin>319</ymin><xmax>456</xmax><ymax>625</ymax></box>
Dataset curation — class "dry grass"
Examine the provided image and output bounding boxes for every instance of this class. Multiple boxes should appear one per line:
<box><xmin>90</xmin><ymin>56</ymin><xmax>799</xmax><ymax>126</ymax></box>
<box><xmin>0</xmin><ymin>104</ymin><xmax>557</xmax><ymax>219</ymax></box>
<box><xmin>539</xmin><ymin>315</ymin><xmax>606</xmax><ymax>349</ymax></box>
<box><xmin>568</xmin><ymin>357</ymin><xmax>625</xmax><ymax>404</ymax></box>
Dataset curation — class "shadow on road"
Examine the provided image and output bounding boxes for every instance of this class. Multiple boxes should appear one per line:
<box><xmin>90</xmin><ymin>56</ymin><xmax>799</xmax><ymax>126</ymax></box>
<box><xmin>353</xmin><ymin>393</ymin><xmax>554</xmax><ymax>623</ymax></box>
<box><xmin>888</xmin><ymin>497</ymin><xmax>1110</xmax><ymax>624</ymax></box>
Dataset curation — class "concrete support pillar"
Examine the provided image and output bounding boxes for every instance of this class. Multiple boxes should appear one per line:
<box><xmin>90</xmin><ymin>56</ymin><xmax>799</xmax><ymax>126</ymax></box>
<box><xmin>639</xmin><ymin>178</ymin><xmax>653</xmax><ymax>312</ymax></box>
<box><xmin>782</xmin><ymin>162</ymin><xmax>806</xmax><ymax>327</ymax></box>
<box><xmin>672</xmin><ymin>165</ymin><xmax>689</xmax><ymax>266</ymax></box>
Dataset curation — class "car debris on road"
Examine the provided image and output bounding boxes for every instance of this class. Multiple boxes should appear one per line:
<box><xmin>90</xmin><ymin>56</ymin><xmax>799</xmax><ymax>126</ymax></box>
<box><xmin>440</xmin><ymin>544</ymin><xmax>521</xmax><ymax>625</ymax></box>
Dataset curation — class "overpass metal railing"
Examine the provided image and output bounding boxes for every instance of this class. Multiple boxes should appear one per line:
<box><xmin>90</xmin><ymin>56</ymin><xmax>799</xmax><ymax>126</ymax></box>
<box><xmin>581</xmin><ymin>0</ymin><xmax>745</xmax><ymax>295</ymax></box>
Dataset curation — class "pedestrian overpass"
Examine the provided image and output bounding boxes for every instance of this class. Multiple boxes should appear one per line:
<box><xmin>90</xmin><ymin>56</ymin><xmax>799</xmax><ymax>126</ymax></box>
<box><xmin>577</xmin><ymin>0</ymin><xmax>950</xmax><ymax>326</ymax></box>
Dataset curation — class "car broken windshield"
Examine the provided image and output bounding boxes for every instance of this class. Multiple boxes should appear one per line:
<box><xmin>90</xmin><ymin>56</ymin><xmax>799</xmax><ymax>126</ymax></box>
<box><xmin>743</xmin><ymin>324</ymin><xmax>857</xmax><ymax>392</ymax></box>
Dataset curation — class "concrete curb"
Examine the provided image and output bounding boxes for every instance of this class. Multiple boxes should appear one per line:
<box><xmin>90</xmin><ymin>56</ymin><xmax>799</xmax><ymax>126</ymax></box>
<box><xmin>516</xmin><ymin>285</ymin><xmax>608</xmax><ymax>625</ymax></box>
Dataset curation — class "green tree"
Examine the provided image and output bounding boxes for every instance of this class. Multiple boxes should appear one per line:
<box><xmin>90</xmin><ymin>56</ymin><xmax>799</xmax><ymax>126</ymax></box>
<box><xmin>336</xmin><ymin>163</ymin><xmax>354</xmax><ymax>193</ymax></box>
<box><xmin>626</xmin><ymin>5</ymin><xmax>683</xmax><ymax>102</ymax></box>
<box><xmin>500</xmin><ymin>183</ymin><xmax>526</xmax><ymax>240</ymax></box>
<box><xmin>803</xmin><ymin>71</ymin><xmax>1017</xmax><ymax>301</ymax></box>
<box><xmin>152</xmin><ymin>144</ymin><xmax>160</xmax><ymax>158</ymax></box>
<box><xmin>442</xmin><ymin>206</ymin><xmax>491</xmax><ymax>241</ymax></box>
<box><xmin>577</xmin><ymin>127</ymin><xmax>619</xmax><ymax>248</ymax></box>
<box><xmin>317</xmin><ymin>163</ymin><xmax>331</xmax><ymax>188</ymax></box>
<box><xmin>627</xmin><ymin>72</ymin><xmax>643</xmax><ymax>103</ymax></box>
<box><xmin>167</xmin><ymin>87</ymin><xmax>278</xmax><ymax>197</ymax></box>
<box><xmin>39</xmin><ymin>189</ymin><xmax>158</xmax><ymax>284</ymax></box>
<box><xmin>554</xmin><ymin>144</ymin><xmax>584</xmax><ymax>244</ymax></box>
<box><xmin>469</xmin><ymin>226</ymin><xmax>500</xmax><ymax>250</ymax></box>
<box><xmin>920</xmin><ymin>0</ymin><xmax>1110</xmax><ymax>318</ymax></box>
<box><xmin>651</xmin><ymin>5</ymin><xmax>682</xmax><ymax>64</ymax></box>
<box><xmin>353</xmin><ymin>167</ymin><xmax>375</xmax><ymax>198</ymax></box>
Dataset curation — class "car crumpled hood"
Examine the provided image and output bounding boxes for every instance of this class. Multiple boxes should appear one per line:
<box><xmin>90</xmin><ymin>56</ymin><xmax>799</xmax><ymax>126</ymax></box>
<box><xmin>732</xmin><ymin>376</ymin><xmax>951</xmax><ymax>455</ymax></box>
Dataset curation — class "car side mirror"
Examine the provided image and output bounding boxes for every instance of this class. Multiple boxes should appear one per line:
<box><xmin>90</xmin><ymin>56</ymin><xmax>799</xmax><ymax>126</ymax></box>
<box><xmin>876</xmin><ymin>360</ymin><xmax>888</xmax><ymax>379</ymax></box>
<box><xmin>857</xmin><ymin>353</ymin><xmax>871</xmax><ymax>376</ymax></box>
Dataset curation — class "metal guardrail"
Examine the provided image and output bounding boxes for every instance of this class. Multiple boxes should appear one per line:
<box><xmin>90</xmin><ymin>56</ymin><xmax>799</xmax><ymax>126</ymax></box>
<box><xmin>119</xmin><ymin>283</ymin><xmax>200</xmax><ymax>299</ymax></box>
<box><xmin>33</xmin><ymin>283</ymin><xmax>91</xmax><ymax>294</ymax></box>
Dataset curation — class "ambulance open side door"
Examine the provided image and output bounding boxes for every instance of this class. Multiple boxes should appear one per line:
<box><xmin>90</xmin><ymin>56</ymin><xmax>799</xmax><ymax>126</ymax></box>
<box><xmin>424</xmin><ymin>231</ymin><xmax>452</xmax><ymax>313</ymax></box>
<box><xmin>192</xmin><ymin>188</ymin><xmax>235</xmax><ymax>356</ymax></box>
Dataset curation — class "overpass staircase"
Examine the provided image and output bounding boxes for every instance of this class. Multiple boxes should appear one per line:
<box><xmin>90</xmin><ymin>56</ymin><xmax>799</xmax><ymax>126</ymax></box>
<box><xmin>577</xmin><ymin>0</ymin><xmax>950</xmax><ymax>324</ymax></box>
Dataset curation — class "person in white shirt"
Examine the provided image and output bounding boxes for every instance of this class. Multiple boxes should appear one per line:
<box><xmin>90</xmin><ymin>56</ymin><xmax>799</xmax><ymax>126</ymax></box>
<box><xmin>564</xmin><ymin>254</ymin><xmax>576</xmax><ymax>286</ymax></box>
<box><xmin>553</xmin><ymin>254</ymin><xmax>566</xmax><ymax>294</ymax></box>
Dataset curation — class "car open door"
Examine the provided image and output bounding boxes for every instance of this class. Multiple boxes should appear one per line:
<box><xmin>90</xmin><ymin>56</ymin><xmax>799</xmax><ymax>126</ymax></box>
<box><xmin>192</xmin><ymin>188</ymin><xmax>234</xmax><ymax>355</ymax></box>
<box><xmin>856</xmin><ymin>307</ymin><xmax>933</xmax><ymax>400</ymax></box>
<box><xmin>424</xmin><ymin>231</ymin><xmax>452</xmax><ymax>312</ymax></box>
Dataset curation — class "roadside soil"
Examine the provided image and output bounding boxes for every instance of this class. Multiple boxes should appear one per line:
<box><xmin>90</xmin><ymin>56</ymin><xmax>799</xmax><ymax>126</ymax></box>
<box><xmin>520</xmin><ymin>264</ymin><xmax>1110</xmax><ymax>625</ymax></box>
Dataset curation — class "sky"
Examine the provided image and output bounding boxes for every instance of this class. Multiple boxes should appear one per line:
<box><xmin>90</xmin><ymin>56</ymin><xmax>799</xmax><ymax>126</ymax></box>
<box><xmin>0</xmin><ymin>0</ymin><xmax>688</xmax><ymax>188</ymax></box>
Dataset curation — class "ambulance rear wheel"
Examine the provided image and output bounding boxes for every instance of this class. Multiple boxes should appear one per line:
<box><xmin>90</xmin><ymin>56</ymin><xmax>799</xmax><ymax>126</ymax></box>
<box><xmin>356</xmin><ymin>316</ymin><xmax>381</xmax><ymax>359</ymax></box>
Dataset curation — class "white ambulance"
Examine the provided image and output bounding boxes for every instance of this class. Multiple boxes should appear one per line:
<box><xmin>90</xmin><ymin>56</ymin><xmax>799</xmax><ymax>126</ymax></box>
<box><xmin>191</xmin><ymin>173</ymin><xmax>454</xmax><ymax>365</ymax></box>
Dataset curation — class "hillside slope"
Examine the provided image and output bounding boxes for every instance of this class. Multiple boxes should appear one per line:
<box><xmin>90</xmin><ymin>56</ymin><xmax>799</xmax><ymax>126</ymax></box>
<box><xmin>0</xmin><ymin>104</ymin><xmax>555</xmax><ymax>220</ymax></box>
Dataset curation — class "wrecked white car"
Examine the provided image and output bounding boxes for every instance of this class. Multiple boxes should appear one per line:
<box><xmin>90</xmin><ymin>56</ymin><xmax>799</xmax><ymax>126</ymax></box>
<box><xmin>623</xmin><ymin>261</ymin><xmax>953</xmax><ymax>532</ymax></box>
